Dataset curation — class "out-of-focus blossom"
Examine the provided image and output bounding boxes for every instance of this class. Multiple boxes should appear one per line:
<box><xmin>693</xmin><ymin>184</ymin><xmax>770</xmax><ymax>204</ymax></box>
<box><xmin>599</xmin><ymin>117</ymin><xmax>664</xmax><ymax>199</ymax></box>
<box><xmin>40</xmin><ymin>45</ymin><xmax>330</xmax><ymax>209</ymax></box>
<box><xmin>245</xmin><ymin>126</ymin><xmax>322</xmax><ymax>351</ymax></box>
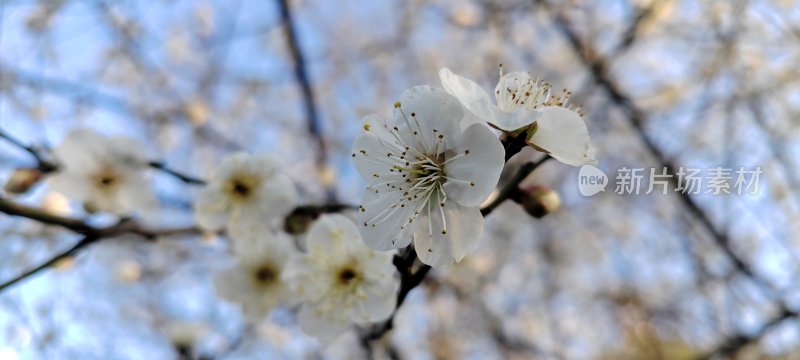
<box><xmin>214</xmin><ymin>230</ymin><xmax>298</xmax><ymax>320</ymax></box>
<box><xmin>440</xmin><ymin>67</ymin><xmax>596</xmax><ymax>166</ymax></box>
<box><xmin>283</xmin><ymin>214</ymin><xmax>398</xmax><ymax>341</ymax></box>
<box><xmin>47</xmin><ymin>129</ymin><xmax>156</xmax><ymax>215</ymax></box>
<box><xmin>352</xmin><ymin>86</ymin><xmax>504</xmax><ymax>267</ymax></box>
<box><xmin>194</xmin><ymin>152</ymin><xmax>297</xmax><ymax>236</ymax></box>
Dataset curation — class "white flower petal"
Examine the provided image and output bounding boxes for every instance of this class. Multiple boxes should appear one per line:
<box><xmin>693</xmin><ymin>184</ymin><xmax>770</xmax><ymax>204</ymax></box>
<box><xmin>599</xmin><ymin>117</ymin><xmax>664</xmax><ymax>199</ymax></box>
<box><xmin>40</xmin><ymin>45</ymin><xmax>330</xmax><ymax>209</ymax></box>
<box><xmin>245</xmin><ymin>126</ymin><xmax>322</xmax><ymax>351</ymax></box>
<box><xmin>214</xmin><ymin>264</ymin><xmax>282</xmax><ymax>319</ymax></box>
<box><xmin>282</xmin><ymin>254</ymin><xmax>330</xmax><ymax>301</ymax></box>
<box><xmin>228</xmin><ymin>173</ymin><xmax>296</xmax><ymax>236</ymax></box>
<box><xmin>118</xmin><ymin>179</ymin><xmax>158</xmax><ymax>213</ymax></box>
<box><xmin>107</xmin><ymin>136</ymin><xmax>150</xmax><ymax>166</ymax></box>
<box><xmin>212</xmin><ymin>152</ymin><xmax>251</xmax><ymax>186</ymax></box>
<box><xmin>47</xmin><ymin>173</ymin><xmax>91</xmax><ymax>201</ymax></box>
<box><xmin>439</xmin><ymin>68</ymin><xmax>499</xmax><ymax>123</ymax></box>
<box><xmin>442</xmin><ymin>124</ymin><xmax>504</xmax><ymax>207</ymax></box>
<box><xmin>351</xmin><ymin>131</ymin><xmax>404</xmax><ymax>184</ymax></box>
<box><xmin>490</xmin><ymin>108</ymin><xmax>540</xmax><ymax>131</ymax></box>
<box><xmin>394</xmin><ymin>86</ymin><xmax>464</xmax><ymax>153</ymax></box>
<box><xmin>413</xmin><ymin>200</ymin><xmax>483</xmax><ymax>267</ymax></box>
<box><xmin>356</xmin><ymin>188</ymin><xmax>414</xmax><ymax>251</ymax></box>
<box><xmin>305</xmin><ymin>214</ymin><xmax>359</xmax><ymax>253</ymax></box>
<box><xmin>528</xmin><ymin>106</ymin><xmax>596</xmax><ymax>166</ymax></box>
<box><xmin>53</xmin><ymin>129</ymin><xmax>106</xmax><ymax>173</ymax></box>
<box><xmin>357</xmin><ymin>268</ymin><xmax>398</xmax><ymax>323</ymax></box>
<box><xmin>361</xmin><ymin>114</ymin><xmax>395</xmax><ymax>141</ymax></box>
<box><xmin>494</xmin><ymin>71</ymin><xmax>533</xmax><ymax>111</ymax></box>
<box><xmin>230</xmin><ymin>229</ymin><xmax>291</xmax><ymax>267</ymax></box>
<box><xmin>298</xmin><ymin>303</ymin><xmax>350</xmax><ymax>342</ymax></box>
<box><xmin>194</xmin><ymin>186</ymin><xmax>230</xmax><ymax>231</ymax></box>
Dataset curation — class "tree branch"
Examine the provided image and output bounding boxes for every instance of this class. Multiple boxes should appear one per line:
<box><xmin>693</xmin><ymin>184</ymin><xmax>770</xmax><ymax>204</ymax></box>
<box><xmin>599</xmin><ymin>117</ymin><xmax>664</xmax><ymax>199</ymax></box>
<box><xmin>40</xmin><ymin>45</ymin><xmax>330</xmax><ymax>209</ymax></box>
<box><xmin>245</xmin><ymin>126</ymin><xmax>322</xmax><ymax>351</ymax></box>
<box><xmin>0</xmin><ymin>195</ymin><xmax>200</xmax><ymax>292</ymax></box>
<box><xmin>0</xmin><ymin>235</ymin><xmax>97</xmax><ymax>292</ymax></box>
<box><xmin>481</xmin><ymin>155</ymin><xmax>551</xmax><ymax>216</ymax></box>
<box><xmin>148</xmin><ymin>161</ymin><xmax>207</xmax><ymax>186</ymax></box>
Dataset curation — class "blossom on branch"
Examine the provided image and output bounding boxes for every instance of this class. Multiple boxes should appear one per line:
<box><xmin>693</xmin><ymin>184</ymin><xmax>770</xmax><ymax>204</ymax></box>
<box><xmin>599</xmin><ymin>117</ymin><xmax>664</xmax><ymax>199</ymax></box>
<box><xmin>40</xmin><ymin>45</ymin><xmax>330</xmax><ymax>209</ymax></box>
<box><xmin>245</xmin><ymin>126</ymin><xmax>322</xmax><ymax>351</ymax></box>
<box><xmin>352</xmin><ymin>86</ymin><xmax>504</xmax><ymax>267</ymax></box>
<box><xmin>440</xmin><ymin>67</ymin><xmax>596</xmax><ymax>166</ymax></box>
<box><xmin>47</xmin><ymin>129</ymin><xmax>156</xmax><ymax>215</ymax></box>
<box><xmin>213</xmin><ymin>230</ymin><xmax>298</xmax><ymax>320</ymax></box>
<box><xmin>283</xmin><ymin>214</ymin><xmax>398</xmax><ymax>341</ymax></box>
<box><xmin>194</xmin><ymin>152</ymin><xmax>297</xmax><ymax>236</ymax></box>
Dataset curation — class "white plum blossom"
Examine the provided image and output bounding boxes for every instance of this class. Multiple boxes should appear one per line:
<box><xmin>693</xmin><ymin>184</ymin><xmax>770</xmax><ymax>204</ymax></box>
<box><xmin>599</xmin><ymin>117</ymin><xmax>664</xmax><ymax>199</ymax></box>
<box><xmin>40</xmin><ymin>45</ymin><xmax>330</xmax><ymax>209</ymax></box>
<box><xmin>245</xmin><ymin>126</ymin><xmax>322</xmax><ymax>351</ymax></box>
<box><xmin>213</xmin><ymin>230</ymin><xmax>298</xmax><ymax>320</ymax></box>
<box><xmin>440</xmin><ymin>67</ymin><xmax>596</xmax><ymax>166</ymax></box>
<box><xmin>194</xmin><ymin>152</ymin><xmax>297</xmax><ymax>236</ymax></box>
<box><xmin>351</xmin><ymin>86</ymin><xmax>504</xmax><ymax>267</ymax></box>
<box><xmin>282</xmin><ymin>214</ymin><xmax>398</xmax><ymax>341</ymax></box>
<box><xmin>47</xmin><ymin>129</ymin><xmax>156</xmax><ymax>215</ymax></box>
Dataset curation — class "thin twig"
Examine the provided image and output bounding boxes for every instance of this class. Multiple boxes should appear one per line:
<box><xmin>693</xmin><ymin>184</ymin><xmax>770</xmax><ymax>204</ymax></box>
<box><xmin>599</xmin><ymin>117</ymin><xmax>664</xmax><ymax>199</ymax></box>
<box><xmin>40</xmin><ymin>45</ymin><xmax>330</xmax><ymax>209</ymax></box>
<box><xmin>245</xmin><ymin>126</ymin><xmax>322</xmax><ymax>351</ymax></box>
<box><xmin>0</xmin><ymin>235</ymin><xmax>97</xmax><ymax>292</ymax></box>
<box><xmin>148</xmin><ymin>161</ymin><xmax>206</xmax><ymax>186</ymax></box>
<box><xmin>0</xmin><ymin>127</ymin><xmax>208</xmax><ymax>187</ymax></box>
<box><xmin>481</xmin><ymin>155</ymin><xmax>551</xmax><ymax>217</ymax></box>
<box><xmin>0</xmin><ymin>195</ymin><xmax>199</xmax><ymax>292</ymax></box>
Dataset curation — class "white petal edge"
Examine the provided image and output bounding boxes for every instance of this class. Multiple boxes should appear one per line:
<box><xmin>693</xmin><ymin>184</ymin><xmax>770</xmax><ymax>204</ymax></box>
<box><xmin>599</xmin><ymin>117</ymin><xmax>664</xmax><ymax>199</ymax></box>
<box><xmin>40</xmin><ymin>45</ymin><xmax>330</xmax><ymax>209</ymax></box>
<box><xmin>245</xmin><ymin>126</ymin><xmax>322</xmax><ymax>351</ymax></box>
<box><xmin>439</xmin><ymin>68</ymin><xmax>499</xmax><ymax>123</ymax></box>
<box><xmin>528</xmin><ymin>106</ymin><xmax>597</xmax><ymax>166</ymax></box>
<box><xmin>413</xmin><ymin>200</ymin><xmax>483</xmax><ymax>268</ymax></box>
<box><xmin>442</xmin><ymin>123</ymin><xmax>504</xmax><ymax>207</ymax></box>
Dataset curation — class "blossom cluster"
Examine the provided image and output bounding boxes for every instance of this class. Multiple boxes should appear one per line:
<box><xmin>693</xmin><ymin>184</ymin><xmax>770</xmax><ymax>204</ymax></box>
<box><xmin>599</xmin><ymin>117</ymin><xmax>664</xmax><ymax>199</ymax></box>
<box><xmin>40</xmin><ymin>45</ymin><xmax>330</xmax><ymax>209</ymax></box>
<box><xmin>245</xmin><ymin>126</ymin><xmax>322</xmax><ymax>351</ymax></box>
<box><xmin>30</xmin><ymin>66</ymin><xmax>594</xmax><ymax>342</ymax></box>
<box><xmin>352</xmin><ymin>68</ymin><xmax>595</xmax><ymax>267</ymax></box>
<box><xmin>198</xmin><ymin>153</ymin><xmax>398</xmax><ymax>341</ymax></box>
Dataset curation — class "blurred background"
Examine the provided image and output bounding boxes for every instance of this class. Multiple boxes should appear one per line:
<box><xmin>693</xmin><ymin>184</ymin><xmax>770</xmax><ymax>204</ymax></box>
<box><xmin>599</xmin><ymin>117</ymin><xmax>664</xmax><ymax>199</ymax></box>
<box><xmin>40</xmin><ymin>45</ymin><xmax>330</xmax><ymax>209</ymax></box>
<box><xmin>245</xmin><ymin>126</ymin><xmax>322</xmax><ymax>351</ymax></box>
<box><xmin>1</xmin><ymin>0</ymin><xmax>799</xmax><ymax>359</ymax></box>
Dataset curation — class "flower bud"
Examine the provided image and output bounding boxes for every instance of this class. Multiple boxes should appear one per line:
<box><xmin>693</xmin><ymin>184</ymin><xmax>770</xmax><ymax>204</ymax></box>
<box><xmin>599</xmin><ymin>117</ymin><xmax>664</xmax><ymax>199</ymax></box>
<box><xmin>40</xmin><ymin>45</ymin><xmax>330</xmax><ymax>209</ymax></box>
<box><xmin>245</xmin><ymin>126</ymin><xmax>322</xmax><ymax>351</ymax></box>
<box><xmin>284</xmin><ymin>211</ymin><xmax>315</xmax><ymax>235</ymax></box>
<box><xmin>4</xmin><ymin>168</ymin><xmax>43</xmax><ymax>194</ymax></box>
<box><xmin>514</xmin><ymin>184</ymin><xmax>561</xmax><ymax>218</ymax></box>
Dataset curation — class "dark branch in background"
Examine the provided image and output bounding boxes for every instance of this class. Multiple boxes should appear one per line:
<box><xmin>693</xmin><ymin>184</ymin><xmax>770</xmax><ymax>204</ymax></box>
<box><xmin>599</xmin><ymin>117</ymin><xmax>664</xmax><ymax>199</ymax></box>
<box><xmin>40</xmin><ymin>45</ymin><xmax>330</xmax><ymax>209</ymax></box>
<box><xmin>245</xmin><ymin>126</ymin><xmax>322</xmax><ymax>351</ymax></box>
<box><xmin>0</xmin><ymin>195</ymin><xmax>200</xmax><ymax>292</ymax></box>
<box><xmin>0</xmin><ymin>128</ymin><xmax>206</xmax><ymax>186</ymax></box>
<box><xmin>0</xmin><ymin>196</ymin><xmax>352</xmax><ymax>294</ymax></box>
<box><xmin>148</xmin><ymin>161</ymin><xmax>207</xmax><ymax>186</ymax></box>
<box><xmin>543</xmin><ymin>2</ymin><xmax>797</xmax><ymax>357</ymax></box>
<box><xmin>0</xmin><ymin>235</ymin><xmax>97</xmax><ymax>292</ymax></box>
<box><xmin>276</xmin><ymin>0</ymin><xmax>337</xmax><ymax>202</ymax></box>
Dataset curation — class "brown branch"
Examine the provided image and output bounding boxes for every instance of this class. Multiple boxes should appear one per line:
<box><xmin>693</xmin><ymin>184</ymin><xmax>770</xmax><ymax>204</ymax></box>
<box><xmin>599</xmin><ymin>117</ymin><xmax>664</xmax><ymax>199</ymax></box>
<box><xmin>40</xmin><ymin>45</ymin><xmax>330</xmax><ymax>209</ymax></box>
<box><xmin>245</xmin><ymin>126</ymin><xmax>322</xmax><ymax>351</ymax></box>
<box><xmin>481</xmin><ymin>155</ymin><xmax>551</xmax><ymax>216</ymax></box>
<box><xmin>0</xmin><ymin>235</ymin><xmax>97</xmax><ymax>292</ymax></box>
<box><xmin>148</xmin><ymin>161</ymin><xmax>206</xmax><ymax>186</ymax></box>
<box><xmin>0</xmin><ymin>195</ymin><xmax>200</xmax><ymax>292</ymax></box>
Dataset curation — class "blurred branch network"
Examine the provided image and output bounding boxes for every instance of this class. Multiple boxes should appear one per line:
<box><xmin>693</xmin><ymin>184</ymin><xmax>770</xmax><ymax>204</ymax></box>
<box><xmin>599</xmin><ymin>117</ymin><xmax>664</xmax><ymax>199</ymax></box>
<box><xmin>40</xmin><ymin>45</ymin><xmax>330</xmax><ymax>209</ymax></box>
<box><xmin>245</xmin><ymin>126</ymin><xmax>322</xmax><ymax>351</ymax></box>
<box><xmin>1</xmin><ymin>0</ymin><xmax>799</xmax><ymax>359</ymax></box>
